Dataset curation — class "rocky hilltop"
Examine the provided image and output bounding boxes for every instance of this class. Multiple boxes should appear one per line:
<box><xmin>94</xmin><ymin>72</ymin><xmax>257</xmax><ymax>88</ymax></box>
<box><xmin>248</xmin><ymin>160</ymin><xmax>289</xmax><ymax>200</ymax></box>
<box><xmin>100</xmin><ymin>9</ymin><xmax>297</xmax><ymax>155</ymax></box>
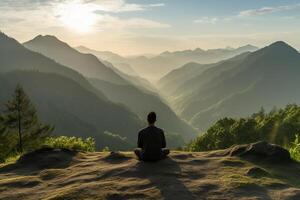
<box><xmin>0</xmin><ymin>142</ymin><xmax>300</xmax><ymax>200</ymax></box>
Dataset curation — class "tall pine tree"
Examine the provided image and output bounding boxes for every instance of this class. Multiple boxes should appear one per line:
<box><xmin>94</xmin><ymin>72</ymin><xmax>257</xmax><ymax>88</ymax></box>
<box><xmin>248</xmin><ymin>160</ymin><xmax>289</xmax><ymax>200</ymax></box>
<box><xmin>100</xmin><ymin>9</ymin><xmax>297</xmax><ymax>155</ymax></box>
<box><xmin>3</xmin><ymin>85</ymin><xmax>53</xmax><ymax>153</ymax></box>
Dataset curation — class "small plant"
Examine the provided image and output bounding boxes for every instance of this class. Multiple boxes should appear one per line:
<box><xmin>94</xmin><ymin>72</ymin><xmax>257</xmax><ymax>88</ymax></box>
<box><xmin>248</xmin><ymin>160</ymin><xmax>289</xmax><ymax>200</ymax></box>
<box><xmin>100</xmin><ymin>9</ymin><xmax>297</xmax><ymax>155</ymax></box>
<box><xmin>102</xmin><ymin>146</ymin><xmax>110</xmax><ymax>152</ymax></box>
<box><xmin>289</xmin><ymin>134</ymin><xmax>300</xmax><ymax>161</ymax></box>
<box><xmin>44</xmin><ymin>136</ymin><xmax>96</xmax><ymax>152</ymax></box>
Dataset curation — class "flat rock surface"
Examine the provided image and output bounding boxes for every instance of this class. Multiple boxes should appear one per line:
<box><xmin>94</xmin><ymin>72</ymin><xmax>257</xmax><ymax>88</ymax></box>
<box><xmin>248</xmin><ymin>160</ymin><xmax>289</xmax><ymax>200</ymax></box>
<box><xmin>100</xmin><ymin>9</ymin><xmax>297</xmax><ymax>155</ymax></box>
<box><xmin>0</xmin><ymin>146</ymin><xmax>300</xmax><ymax>200</ymax></box>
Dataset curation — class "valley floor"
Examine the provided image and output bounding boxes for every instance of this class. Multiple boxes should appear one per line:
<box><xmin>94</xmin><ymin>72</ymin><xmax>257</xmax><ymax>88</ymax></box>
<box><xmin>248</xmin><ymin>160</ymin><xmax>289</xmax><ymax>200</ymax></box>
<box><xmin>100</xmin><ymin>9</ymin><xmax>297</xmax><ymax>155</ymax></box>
<box><xmin>0</xmin><ymin>147</ymin><xmax>300</xmax><ymax>200</ymax></box>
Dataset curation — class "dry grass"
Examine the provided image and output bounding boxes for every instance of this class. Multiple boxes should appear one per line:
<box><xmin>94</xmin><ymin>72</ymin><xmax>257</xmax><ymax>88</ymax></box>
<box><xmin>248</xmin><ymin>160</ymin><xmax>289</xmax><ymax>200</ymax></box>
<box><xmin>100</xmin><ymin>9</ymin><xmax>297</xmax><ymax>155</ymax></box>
<box><xmin>0</xmin><ymin>150</ymin><xmax>300</xmax><ymax>200</ymax></box>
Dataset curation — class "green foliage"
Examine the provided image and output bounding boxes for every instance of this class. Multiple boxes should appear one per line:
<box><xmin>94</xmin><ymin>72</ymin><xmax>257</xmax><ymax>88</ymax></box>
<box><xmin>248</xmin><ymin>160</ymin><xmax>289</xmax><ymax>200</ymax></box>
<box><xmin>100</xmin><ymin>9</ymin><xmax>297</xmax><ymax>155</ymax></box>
<box><xmin>44</xmin><ymin>136</ymin><xmax>95</xmax><ymax>152</ymax></box>
<box><xmin>187</xmin><ymin>104</ymin><xmax>300</xmax><ymax>151</ymax></box>
<box><xmin>289</xmin><ymin>134</ymin><xmax>300</xmax><ymax>161</ymax></box>
<box><xmin>2</xmin><ymin>85</ymin><xmax>53</xmax><ymax>153</ymax></box>
<box><xmin>0</xmin><ymin>85</ymin><xmax>54</xmax><ymax>162</ymax></box>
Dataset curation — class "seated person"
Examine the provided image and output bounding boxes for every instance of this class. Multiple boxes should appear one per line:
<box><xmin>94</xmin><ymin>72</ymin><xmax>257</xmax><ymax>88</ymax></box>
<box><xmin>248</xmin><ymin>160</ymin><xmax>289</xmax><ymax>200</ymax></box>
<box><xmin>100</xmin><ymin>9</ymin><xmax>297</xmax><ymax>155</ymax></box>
<box><xmin>134</xmin><ymin>112</ymin><xmax>170</xmax><ymax>161</ymax></box>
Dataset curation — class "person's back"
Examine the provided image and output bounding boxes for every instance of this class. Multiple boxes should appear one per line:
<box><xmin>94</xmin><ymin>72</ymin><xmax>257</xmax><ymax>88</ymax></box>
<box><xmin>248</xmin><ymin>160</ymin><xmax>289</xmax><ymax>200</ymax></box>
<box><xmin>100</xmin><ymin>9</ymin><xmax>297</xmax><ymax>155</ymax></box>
<box><xmin>134</xmin><ymin>112</ymin><xmax>169</xmax><ymax>161</ymax></box>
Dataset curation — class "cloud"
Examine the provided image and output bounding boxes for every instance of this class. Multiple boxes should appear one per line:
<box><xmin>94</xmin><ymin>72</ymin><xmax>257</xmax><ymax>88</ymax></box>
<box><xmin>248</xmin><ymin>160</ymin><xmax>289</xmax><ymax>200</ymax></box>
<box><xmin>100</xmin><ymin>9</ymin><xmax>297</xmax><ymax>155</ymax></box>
<box><xmin>194</xmin><ymin>3</ymin><xmax>300</xmax><ymax>24</ymax></box>
<box><xmin>194</xmin><ymin>17</ymin><xmax>219</xmax><ymax>24</ymax></box>
<box><xmin>95</xmin><ymin>15</ymin><xmax>170</xmax><ymax>29</ymax></box>
<box><xmin>0</xmin><ymin>0</ymin><xmax>165</xmax><ymax>12</ymax></box>
<box><xmin>86</xmin><ymin>0</ymin><xmax>164</xmax><ymax>13</ymax></box>
<box><xmin>239</xmin><ymin>4</ymin><xmax>300</xmax><ymax>17</ymax></box>
<box><xmin>0</xmin><ymin>0</ymin><xmax>55</xmax><ymax>9</ymax></box>
<box><xmin>0</xmin><ymin>0</ymin><xmax>168</xmax><ymax>34</ymax></box>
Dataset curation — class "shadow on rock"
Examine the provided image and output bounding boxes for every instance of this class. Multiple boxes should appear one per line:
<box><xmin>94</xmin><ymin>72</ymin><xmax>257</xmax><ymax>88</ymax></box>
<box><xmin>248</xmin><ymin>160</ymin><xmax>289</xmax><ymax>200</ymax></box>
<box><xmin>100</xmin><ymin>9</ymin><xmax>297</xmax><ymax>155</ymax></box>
<box><xmin>0</xmin><ymin>147</ymin><xmax>77</xmax><ymax>174</ymax></box>
<box><xmin>228</xmin><ymin>141</ymin><xmax>292</xmax><ymax>163</ymax></box>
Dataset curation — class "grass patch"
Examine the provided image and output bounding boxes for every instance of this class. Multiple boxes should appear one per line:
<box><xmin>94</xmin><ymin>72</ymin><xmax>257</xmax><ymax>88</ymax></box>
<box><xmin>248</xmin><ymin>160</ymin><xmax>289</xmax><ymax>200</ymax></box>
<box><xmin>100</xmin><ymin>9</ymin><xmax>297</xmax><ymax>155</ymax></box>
<box><xmin>289</xmin><ymin>135</ymin><xmax>300</xmax><ymax>162</ymax></box>
<box><xmin>44</xmin><ymin>136</ymin><xmax>96</xmax><ymax>152</ymax></box>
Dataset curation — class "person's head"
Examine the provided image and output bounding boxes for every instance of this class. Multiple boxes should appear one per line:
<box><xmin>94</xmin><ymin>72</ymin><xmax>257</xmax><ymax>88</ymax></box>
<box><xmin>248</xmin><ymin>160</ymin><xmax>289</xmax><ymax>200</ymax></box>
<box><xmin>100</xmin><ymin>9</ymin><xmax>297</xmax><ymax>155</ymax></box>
<box><xmin>147</xmin><ymin>112</ymin><xmax>156</xmax><ymax>125</ymax></box>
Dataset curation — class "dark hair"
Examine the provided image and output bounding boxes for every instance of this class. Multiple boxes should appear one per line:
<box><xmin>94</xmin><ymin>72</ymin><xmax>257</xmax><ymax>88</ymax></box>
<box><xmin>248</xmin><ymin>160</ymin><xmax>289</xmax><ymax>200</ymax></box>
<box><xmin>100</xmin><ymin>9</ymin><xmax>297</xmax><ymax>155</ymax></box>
<box><xmin>147</xmin><ymin>112</ymin><xmax>156</xmax><ymax>124</ymax></box>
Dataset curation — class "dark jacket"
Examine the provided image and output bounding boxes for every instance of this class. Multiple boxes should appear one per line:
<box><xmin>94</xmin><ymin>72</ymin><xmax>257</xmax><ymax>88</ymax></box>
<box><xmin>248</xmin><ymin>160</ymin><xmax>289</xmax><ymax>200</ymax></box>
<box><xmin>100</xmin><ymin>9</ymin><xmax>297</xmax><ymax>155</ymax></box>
<box><xmin>138</xmin><ymin>125</ymin><xmax>166</xmax><ymax>160</ymax></box>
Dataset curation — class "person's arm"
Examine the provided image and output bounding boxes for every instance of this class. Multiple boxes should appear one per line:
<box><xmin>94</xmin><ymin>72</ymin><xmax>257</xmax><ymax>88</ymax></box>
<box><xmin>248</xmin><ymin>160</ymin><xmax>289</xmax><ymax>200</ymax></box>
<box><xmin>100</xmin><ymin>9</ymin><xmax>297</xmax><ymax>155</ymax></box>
<box><xmin>161</xmin><ymin>130</ymin><xmax>166</xmax><ymax>148</ymax></box>
<box><xmin>138</xmin><ymin>131</ymin><xmax>143</xmax><ymax>148</ymax></box>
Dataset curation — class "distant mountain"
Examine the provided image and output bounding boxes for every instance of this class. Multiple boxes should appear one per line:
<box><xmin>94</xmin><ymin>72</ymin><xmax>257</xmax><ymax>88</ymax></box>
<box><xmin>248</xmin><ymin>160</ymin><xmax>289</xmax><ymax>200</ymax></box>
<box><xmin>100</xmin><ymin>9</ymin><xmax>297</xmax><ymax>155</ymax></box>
<box><xmin>24</xmin><ymin>35</ymin><xmax>127</xmax><ymax>85</ymax></box>
<box><xmin>0</xmin><ymin>32</ymin><xmax>106</xmax><ymax>100</ymax></box>
<box><xmin>125</xmin><ymin>45</ymin><xmax>258</xmax><ymax>81</ymax></box>
<box><xmin>0</xmin><ymin>32</ymin><xmax>143</xmax><ymax>150</ymax></box>
<box><xmin>158</xmin><ymin>62</ymin><xmax>210</xmax><ymax>97</ymax></box>
<box><xmin>158</xmin><ymin>52</ymin><xmax>251</xmax><ymax>97</ymax></box>
<box><xmin>76</xmin><ymin>45</ymin><xmax>258</xmax><ymax>82</ymax></box>
<box><xmin>159</xmin><ymin>45</ymin><xmax>257</xmax><ymax>58</ymax></box>
<box><xmin>76</xmin><ymin>46</ymin><xmax>137</xmax><ymax>76</ymax></box>
<box><xmin>89</xmin><ymin>78</ymin><xmax>196</xmax><ymax>141</ymax></box>
<box><xmin>24</xmin><ymin>34</ymin><xmax>196</xmax><ymax>142</ymax></box>
<box><xmin>161</xmin><ymin>41</ymin><xmax>300</xmax><ymax>130</ymax></box>
<box><xmin>101</xmin><ymin>60</ymin><xmax>157</xmax><ymax>93</ymax></box>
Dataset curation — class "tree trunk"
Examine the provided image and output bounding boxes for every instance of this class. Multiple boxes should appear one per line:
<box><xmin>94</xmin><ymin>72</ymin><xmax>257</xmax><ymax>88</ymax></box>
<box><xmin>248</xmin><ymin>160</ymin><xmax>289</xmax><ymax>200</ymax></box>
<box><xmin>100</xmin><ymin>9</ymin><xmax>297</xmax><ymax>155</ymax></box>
<box><xmin>17</xmin><ymin>100</ymin><xmax>22</xmax><ymax>153</ymax></box>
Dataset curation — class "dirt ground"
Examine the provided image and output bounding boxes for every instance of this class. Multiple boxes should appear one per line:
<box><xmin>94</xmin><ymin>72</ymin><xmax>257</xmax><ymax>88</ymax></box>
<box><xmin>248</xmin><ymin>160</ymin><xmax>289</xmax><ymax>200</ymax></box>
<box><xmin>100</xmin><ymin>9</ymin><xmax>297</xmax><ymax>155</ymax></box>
<box><xmin>0</xmin><ymin>147</ymin><xmax>300</xmax><ymax>200</ymax></box>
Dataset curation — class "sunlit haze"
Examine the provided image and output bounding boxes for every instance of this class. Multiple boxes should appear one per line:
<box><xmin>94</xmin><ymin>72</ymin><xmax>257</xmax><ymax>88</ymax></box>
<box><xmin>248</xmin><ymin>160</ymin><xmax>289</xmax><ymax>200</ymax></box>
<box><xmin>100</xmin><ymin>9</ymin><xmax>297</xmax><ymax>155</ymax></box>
<box><xmin>54</xmin><ymin>1</ymin><xmax>99</xmax><ymax>33</ymax></box>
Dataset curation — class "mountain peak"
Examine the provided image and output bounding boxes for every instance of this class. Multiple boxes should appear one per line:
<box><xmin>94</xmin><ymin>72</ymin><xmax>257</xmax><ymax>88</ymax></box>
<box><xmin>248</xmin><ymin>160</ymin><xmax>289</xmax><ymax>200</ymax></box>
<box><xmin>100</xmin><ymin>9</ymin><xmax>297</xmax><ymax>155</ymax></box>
<box><xmin>24</xmin><ymin>34</ymin><xmax>73</xmax><ymax>50</ymax></box>
<box><xmin>261</xmin><ymin>41</ymin><xmax>299</xmax><ymax>56</ymax></box>
<box><xmin>194</xmin><ymin>48</ymin><xmax>205</xmax><ymax>53</ymax></box>
<box><xmin>29</xmin><ymin>35</ymin><xmax>61</xmax><ymax>43</ymax></box>
<box><xmin>236</xmin><ymin>44</ymin><xmax>258</xmax><ymax>52</ymax></box>
<box><xmin>268</xmin><ymin>41</ymin><xmax>293</xmax><ymax>49</ymax></box>
<box><xmin>247</xmin><ymin>41</ymin><xmax>300</xmax><ymax>64</ymax></box>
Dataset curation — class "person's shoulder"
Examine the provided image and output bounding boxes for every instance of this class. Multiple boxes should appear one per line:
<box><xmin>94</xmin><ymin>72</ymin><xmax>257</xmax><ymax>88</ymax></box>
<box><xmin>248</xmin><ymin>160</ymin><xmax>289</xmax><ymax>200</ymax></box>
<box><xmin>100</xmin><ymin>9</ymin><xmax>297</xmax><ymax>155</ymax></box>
<box><xmin>138</xmin><ymin>127</ymin><xmax>148</xmax><ymax>134</ymax></box>
<box><xmin>155</xmin><ymin>127</ymin><xmax>164</xmax><ymax>133</ymax></box>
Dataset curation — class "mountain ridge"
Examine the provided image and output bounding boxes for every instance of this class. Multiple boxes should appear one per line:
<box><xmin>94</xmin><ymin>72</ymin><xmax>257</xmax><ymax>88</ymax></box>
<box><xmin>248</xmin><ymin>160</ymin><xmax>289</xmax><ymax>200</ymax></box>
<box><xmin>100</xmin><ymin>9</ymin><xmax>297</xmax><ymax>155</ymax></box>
<box><xmin>0</xmin><ymin>32</ymin><xmax>146</xmax><ymax>149</ymax></box>
<box><xmin>24</xmin><ymin>35</ymin><xmax>128</xmax><ymax>85</ymax></box>
<box><xmin>158</xmin><ymin>41</ymin><xmax>300</xmax><ymax>130</ymax></box>
<box><xmin>75</xmin><ymin>44</ymin><xmax>258</xmax><ymax>81</ymax></box>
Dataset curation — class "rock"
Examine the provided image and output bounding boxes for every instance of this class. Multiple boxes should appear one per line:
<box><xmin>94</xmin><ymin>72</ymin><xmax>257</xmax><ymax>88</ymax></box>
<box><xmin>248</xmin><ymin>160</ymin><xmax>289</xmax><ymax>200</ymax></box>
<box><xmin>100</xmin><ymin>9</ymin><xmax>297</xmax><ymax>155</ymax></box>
<box><xmin>245</xmin><ymin>167</ymin><xmax>269</xmax><ymax>177</ymax></box>
<box><xmin>17</xmin><ymin>147</ymin><xmax>77</xmax><ymax>169</ymax></box>
<box><xmin>103</xmin><ymin>151</ymin><xmax>130</xmax><ymax>163</ymax></box>
<box><xmin>229</xmin><ymin>141</ymin><xmax>291</xmax><ymax>162</ymax></box>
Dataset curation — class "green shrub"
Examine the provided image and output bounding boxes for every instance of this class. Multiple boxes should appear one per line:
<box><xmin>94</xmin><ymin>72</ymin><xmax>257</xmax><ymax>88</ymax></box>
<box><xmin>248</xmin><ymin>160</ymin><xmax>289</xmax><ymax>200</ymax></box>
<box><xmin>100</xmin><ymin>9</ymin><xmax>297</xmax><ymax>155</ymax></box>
<box><xmin>290</xmin><ymin>134</ymin><xmax>300</xmax><ymax>161</ymax></box>
<box><xmin>187</xmin><ymin>104</ymin><xmax>300</xmax><ymax>152</ymax></box>
<box><xmin>44</xmin><ymin>136</ymin><xmax>95</xmax><ymax>152</ymax></box>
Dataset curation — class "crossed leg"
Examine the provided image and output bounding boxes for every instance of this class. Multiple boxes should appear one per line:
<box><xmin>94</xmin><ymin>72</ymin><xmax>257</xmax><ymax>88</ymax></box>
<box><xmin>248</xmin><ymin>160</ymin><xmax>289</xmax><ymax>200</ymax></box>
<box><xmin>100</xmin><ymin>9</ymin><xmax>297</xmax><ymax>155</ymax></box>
<box><xmin>161</xmin><ymin>148</ymin><xmax>170</xmax><ymax>159</ymax></box>
<box><xmin>134</xmin><ymin>148</ymin><xmax>143</xmax><ymax>160</ymax></box>
<box><xmin>134</xmin><ymin>148</ymin><xmax>170</xmax><ymax>160</ymax></box>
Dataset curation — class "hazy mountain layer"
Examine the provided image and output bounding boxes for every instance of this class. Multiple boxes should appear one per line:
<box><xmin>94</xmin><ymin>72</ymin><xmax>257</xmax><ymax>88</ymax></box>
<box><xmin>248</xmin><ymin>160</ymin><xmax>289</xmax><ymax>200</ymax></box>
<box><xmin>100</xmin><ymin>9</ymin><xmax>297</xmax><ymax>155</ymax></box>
<box><xmin>159</xmin><ymin>52</ymin><xmax>251</xmax><ymax>101</ymax></box>
<box><xmin>0</xmin><ymin>71</ymin><xmax>140</xmax><ymax>150</ymax></box>
<box><xmin>23</xmin><ymin>34</ymin><xmax>196</xmax><ymax>141</ymax></box>
<box><xmin>160</xmin><ymin>41</ymin><xmax>300</xmax><ymax>130</ymax></box>
<box><xmin>0</xmin><ymin>33</ymin><xmax>109</xmax><ymax>100</ymax></box>
<box><xmin>89</xmin><ymin>78</ymin><xmax>196</xmax><ymax>141</ymax></box>
<box><xmin>0</xmin><ymin>32</ymin><xmax>146</xmax><ymax>150</ymax></box>
<box><xmin>76</xmin><ymin>45</ymin><xmax>258</xmax><ymax>81</ymax></box>
<box><xmin>24</xmin><ymin>35</ymin><xmax>127</xmax><ymax>85</ymax></box>
<box><xmin>102</xmin><ymin>60</ymin><xmax>157</xmax><ymax>93</ymax></box>
<box><xmin>76</xmin><ymin>45</ymin><xmax>138</xmax><ymax>76</ymax></box>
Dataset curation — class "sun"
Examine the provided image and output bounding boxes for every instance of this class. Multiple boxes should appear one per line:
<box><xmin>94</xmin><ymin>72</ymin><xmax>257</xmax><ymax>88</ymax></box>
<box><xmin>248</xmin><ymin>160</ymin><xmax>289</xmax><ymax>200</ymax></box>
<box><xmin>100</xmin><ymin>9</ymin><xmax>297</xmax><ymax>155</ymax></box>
<box><xmin>55</xmin><ymin>2</ymin><xmax>98</xmax><ymax>33</ymax></box>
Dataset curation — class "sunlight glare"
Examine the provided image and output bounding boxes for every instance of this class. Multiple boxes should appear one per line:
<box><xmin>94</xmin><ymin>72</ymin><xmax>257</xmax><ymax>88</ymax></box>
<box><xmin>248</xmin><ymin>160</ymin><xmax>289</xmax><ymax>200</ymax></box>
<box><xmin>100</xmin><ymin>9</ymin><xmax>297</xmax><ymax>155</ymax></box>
<box><xmin>55</xmin><ymin>1</ymin><xmax>98</xmax><ymax>33</ymax></box>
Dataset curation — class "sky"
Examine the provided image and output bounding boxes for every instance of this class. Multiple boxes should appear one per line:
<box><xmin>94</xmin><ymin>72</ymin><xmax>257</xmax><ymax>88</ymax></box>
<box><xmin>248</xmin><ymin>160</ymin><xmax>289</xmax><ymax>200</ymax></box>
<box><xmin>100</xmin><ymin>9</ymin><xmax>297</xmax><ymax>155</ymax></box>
<box><xmin>1</xmin><ymin>0</ymin><xmax>300</xmax><ymax>55</ymax></box>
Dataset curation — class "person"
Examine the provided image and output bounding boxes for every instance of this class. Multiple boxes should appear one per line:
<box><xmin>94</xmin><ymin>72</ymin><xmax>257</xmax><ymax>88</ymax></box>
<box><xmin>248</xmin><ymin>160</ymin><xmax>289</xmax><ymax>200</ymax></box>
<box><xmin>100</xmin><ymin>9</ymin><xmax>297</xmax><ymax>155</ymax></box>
<box><xmin>134</xmin><ymin>112</ymin><xmax>170</xmax><ymax>161</ymax></box>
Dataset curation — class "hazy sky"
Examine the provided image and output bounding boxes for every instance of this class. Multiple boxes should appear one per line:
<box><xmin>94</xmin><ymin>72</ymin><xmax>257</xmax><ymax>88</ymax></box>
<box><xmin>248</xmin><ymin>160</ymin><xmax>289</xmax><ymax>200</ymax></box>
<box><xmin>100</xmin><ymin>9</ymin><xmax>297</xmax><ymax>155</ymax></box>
<box><xmin>1</xmin><ymin>0</ymin><xmax>300</xmax><ymax>55</ymax></box>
